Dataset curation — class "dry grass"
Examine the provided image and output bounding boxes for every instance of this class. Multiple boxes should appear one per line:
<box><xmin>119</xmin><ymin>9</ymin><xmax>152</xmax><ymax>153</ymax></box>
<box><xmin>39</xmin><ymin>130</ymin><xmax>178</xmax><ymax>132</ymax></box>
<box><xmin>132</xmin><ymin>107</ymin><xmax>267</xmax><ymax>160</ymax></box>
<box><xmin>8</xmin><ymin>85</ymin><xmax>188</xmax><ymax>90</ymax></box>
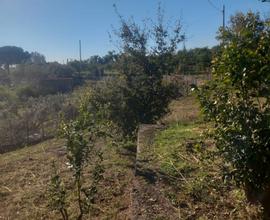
<box><xmin>161</xmin><ymin>96</ymin><xmax>201</xmax><ymax>124</ymax></box>
<box><xmin>0</xmin><ymin>139</ymin><xmax>66</xmax><ymax>219</ymax></box>
<box><xmin>0</xmin><ymin>138</ymin><xmax>135</xmax><ymax>220</ymax></box>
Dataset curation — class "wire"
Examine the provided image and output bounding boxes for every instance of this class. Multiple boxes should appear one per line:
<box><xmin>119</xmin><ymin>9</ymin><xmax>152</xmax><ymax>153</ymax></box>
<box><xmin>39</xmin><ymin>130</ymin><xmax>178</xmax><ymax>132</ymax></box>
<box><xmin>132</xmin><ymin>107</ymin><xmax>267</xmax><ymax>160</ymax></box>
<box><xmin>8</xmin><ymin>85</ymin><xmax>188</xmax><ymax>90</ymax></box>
<box><xmin>207</xmin><ymin>0</ymin><xmax>222</xmax><ymax>12</ymax></box>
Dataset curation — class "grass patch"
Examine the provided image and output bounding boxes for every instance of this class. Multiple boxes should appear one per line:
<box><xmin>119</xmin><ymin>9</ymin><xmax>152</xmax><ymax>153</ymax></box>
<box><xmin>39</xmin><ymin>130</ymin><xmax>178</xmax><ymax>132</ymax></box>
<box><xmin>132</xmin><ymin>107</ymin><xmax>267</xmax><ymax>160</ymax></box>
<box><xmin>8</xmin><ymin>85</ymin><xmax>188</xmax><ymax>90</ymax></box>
<box><xmin>155</xmin><ymin>122</ymin><xmax>200</xmax><ymax>147</ymax></box>
<box><xmin>151</xmin><ymin>96</ymin><xmax>263</xmax><ymax>219</ymax></box>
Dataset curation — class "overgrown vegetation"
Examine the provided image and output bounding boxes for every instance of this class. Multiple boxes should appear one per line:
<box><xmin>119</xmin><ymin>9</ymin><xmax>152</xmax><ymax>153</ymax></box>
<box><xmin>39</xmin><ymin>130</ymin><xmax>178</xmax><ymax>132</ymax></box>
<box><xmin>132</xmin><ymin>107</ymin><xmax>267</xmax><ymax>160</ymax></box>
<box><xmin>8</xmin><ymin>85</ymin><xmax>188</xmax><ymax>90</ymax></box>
<box><xmin>0</xmin><ymin>87</ymin><xmax>81</xmax><ymax>152</ymax></box>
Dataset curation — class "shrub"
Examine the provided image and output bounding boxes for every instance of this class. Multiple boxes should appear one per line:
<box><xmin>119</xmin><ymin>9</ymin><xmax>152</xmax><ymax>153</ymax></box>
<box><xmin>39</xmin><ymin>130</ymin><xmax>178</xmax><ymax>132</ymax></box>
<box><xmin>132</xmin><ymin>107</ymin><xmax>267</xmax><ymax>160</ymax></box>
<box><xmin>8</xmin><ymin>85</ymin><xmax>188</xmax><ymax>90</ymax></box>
<box><xmin>196</xmin><ymin>11</ymin><xmax>270</xmax><ymax>211</ymax></box>
<box><xmin>49</xmin><ymin>93</ymin><xmax>105</xmax><ymax>220</ymax></box>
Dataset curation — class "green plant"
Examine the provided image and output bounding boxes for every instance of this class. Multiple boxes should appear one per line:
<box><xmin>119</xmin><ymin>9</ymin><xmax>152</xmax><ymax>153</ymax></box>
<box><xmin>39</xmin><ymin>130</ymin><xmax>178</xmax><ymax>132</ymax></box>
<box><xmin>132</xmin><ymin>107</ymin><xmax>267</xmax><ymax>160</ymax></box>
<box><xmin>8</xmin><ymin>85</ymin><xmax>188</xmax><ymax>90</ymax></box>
<box><xmin>89</xmin><ymin>5</ymin><xmax>184</xmax><ymax>137</ymax></box>
<box><xmin>196</xmin><ymin>11</ymin><xmax>270</xmax><ymax>209</ymax></box>
<box><xmin>49</xmin><ymin>92</ymin><xmax>105</xmax><ymax>220</ymax></box>
<box><xmin>81</xmin><ymin>152</ymin><xmax>104</xmax><ymax>212</ymax></box>
<box><xmin>48</xmin><ymin>161</ymin><xmax>69</xmax><ymax>220</ymax></box>
<box><xmin>61</xmin><ymin>120</ymin><xmax>90</xmax><ymax>220</ymax></box>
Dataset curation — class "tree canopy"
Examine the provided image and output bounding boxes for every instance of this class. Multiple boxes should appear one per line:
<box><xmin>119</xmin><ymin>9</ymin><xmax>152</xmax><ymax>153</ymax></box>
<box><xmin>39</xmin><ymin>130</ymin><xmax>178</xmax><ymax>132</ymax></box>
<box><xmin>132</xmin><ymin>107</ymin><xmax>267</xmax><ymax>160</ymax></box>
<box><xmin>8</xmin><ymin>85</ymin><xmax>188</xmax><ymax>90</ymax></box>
<box><xmin>0</xmin><ymin>46</ymin><xmax>30</xmax><ymax>73</ymax></box>
<box><xmin>89</xmin><ymin>5</ymin><xmax>184</xmax><ymax>136</ymax></box>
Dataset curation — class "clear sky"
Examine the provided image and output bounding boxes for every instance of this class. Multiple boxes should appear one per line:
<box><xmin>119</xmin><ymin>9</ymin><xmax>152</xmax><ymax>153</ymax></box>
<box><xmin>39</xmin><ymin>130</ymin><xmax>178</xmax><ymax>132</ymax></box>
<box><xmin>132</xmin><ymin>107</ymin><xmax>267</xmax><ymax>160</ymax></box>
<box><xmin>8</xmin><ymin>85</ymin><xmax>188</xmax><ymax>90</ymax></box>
<box><xmin>0</xmin><ymin>0</ymin><xmax>269</xmax><ymax>62</ymax></box>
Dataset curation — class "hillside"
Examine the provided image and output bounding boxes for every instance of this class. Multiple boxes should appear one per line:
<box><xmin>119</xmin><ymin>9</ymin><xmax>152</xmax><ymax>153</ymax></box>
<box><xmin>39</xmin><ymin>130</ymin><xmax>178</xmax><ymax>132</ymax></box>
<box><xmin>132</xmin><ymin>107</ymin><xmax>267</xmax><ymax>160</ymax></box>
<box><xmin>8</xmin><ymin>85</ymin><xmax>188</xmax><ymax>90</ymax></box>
<box><xmin>0</xmin><ymin>96</ymin><xmax>262</xmax><ymax>219</ymax></box>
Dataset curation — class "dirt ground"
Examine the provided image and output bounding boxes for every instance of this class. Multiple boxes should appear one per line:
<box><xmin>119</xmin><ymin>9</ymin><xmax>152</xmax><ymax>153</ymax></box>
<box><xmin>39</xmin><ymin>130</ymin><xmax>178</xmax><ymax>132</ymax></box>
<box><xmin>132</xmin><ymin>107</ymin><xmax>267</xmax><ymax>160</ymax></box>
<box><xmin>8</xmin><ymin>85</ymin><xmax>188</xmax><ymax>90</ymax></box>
<box><xmin>0</xmin><ymin>96</ymin><xmax>263</xmax><ymax>220</ymax></box>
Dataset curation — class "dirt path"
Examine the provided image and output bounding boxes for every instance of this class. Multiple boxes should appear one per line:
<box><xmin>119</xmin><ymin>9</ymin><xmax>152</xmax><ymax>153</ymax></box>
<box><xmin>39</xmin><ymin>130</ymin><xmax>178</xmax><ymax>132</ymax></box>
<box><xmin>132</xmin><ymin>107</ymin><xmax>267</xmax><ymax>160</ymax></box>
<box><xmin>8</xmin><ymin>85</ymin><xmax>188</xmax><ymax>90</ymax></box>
<box><xmin>130</xmin><ymin>124</ymin><xmax>179</xmax><ymax>220</ymax></box>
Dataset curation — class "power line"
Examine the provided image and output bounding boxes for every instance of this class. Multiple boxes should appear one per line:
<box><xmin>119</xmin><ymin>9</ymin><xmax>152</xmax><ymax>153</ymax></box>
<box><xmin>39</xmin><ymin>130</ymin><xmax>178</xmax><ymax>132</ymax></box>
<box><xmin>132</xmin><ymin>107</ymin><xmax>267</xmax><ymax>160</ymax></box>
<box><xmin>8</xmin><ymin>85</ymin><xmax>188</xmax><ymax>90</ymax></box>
<box><xmin>207</xmin><ymin>0</ymin><xmax>225</xmax><ymax>29</ymax></box>
<box><xmin>207</xmin><ymin>0</ymin><xmax>222</xmax><ymax>12</ymax></box>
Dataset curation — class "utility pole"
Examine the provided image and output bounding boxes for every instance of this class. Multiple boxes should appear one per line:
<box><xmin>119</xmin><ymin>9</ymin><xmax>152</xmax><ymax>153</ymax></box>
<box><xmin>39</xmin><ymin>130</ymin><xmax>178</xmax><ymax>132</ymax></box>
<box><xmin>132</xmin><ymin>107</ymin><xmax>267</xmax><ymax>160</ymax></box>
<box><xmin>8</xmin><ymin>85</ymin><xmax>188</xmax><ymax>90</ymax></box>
<box><xmin>222</xmin><ymin>5</ymin><xmax>225</xmax><ymax>29</ymax></box>
<box><xmin>207</xmin><ymin>0</ymin><xmax>225</xmax><ymax>29</ymax></box>
<box><xmin>183</xmin><ymin>33</ymin><xmax>186</xmax><ymax>51</ymax></box>
<box><xmin>79</xmin><ymin>40</ymin><xmax>82</xmax><ymax>62</ymax></box>
<box><xmin>79</xmin><ymin>40</ymin><xmax>82</xmax><ymax>74</ymax></box>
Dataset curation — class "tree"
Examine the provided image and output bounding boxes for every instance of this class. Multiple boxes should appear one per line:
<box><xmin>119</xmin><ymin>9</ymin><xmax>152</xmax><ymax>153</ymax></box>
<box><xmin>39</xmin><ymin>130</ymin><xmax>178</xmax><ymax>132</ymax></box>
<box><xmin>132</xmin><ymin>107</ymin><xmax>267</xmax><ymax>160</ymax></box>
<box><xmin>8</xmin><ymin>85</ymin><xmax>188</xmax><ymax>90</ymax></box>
<box><xmin>196</xmin><ymin>11</ymin><xmax>270</xmax><ymax>215</ymax></box>
<box><xmin>29</xmin><ymin>52</ymin><xmax>46</xmax><ymax>64</ymax></box>
<box><xmin>89</xmin><ymin>5</ymin><xmax>184</xmax><ymax>136</ymax></box>
<box><xmin>0</xmin><ymin>46</ymin><xmax>30</xmax><ymax>74</ymax></box>
<box><xmin>10</xmin><ymin>62</ymin><xmax>80</xmax><ymax>96</ymax></box>
<box><xmin>177</xmin><ymin>47</ymin><xmax>213</xmax><ymax>74</ymax></box>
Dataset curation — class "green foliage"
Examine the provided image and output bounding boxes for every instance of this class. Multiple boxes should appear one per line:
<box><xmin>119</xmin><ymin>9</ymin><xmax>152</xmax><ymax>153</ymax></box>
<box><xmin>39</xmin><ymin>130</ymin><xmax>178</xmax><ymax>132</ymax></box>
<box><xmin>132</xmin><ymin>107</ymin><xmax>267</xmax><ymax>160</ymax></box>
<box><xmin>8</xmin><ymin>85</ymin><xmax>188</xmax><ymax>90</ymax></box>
<box><xmin>154</xmin><ymin>123</ymin><xmax>201</xmax><ymax>178</ymax></box>
<box><xmin>89</xmin><ymin>5</ymin><xmax>184</xmax><ymax>136</ymax></box>
<box><xmin>81</xmin><ymin>152</ymin><xmax>104</xmax><ymax>211</ymax></box>
<box><xmin>197</xmin><ymin>12</ymin><xmax>270</xmax><ymax>192</ymax></box>
<box><xmin>16</xmin><ymin>85</ymin><xmax>39</xmax><ymax>99</ymax></box>
<box><xmin>49</xmin><ymin>93</ymin><xmax>105</xmax><ymax>220</ymax></box>
<box><xmin>177</xmin><ymin>47</ymin><xmax>216</xmax><ymax>74</ymax></box>
<box><xmin>48</xmin><ymin>162</ymin><xmax>68</xmax><ymax>220</ymax></box>
<box><xmin>11</xmin><ymin>63</ymin><xmax>82</xmax><ymax>97</ymax></box>
<box><xmin>68</xmin><ymin>51</ymin><xmax>118</xmax><ymax>79</ymax></box>
<box><xmin>0</xmin><ymin>48</ymin><xmax>82</xmax><ymax>97</ymax></box>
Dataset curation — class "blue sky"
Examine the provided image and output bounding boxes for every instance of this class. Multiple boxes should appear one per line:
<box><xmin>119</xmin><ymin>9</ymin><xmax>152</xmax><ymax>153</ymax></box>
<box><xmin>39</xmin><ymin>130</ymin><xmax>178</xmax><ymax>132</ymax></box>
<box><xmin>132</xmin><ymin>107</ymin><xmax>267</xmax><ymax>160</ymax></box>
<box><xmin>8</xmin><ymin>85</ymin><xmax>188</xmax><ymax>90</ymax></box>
<box><xmin>0</xmin><ymin>0</ymin><xmax>269</xmax><ymax>62</ymax></box>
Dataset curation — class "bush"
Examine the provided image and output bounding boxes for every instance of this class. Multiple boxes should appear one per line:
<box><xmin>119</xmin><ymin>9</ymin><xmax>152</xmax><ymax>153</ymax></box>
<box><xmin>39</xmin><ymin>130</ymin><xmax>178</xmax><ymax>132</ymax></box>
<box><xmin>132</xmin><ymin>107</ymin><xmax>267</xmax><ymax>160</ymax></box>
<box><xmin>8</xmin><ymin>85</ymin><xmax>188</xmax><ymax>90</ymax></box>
<box><xmin>197</xmin><ymin>11</ymin><xmax>270</xmax><ymax>210</ymax></box>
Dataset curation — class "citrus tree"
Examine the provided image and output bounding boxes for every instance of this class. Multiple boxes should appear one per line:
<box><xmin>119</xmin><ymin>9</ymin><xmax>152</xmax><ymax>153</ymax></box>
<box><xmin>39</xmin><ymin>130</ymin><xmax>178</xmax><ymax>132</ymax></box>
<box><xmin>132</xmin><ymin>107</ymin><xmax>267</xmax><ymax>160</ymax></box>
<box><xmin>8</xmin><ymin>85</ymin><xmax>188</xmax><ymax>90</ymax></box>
<box><xmin>48</xmin><ymin>92</ymin><xmax>105</xmax><ymax>220</ymax></box>
<box><xmin>197</xmin><ymin>11</ymin><xmax>270</xmax><ymax>211</ymax></box>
